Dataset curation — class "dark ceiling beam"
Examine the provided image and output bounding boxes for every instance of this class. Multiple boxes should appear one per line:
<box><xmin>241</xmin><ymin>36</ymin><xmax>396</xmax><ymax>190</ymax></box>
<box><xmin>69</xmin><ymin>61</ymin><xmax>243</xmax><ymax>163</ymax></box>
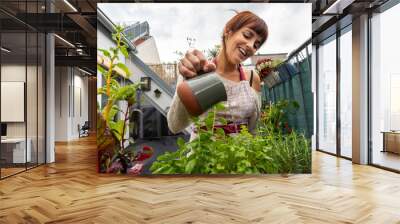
<box><xmin>0</xmin><ymin>8</ymin><xmax>37</xmax><ymax>31</ymax></box>
<box><xmin>86</xmin><ymin>0</ymin><xmax>97</xmax><ymax>11</ymax></box>
<box><xmin>14</xmin><ymin>13</ymin><xmax>82</xmax><ymax>32</ymax></box>
<box><xmin>55</xmin><ymin>55</ymin><xmax>96</xmax><ymax>69</ymax></box>
<box><xmin>66</xmin><ymin>13</ymin><xmax>97</xmax><ymax>45</ymax></box>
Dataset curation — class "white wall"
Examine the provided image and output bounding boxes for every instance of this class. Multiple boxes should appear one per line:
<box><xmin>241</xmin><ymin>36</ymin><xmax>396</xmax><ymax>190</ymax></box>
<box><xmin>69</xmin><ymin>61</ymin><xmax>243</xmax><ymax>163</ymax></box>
<box><xmin>55</xmin><ymin>67</ymin><xmax>89</xmax><ymax>141</ymax></box>
<box><xmin>1</xmin><ymin>65</ymin><xmax>26</xmax><ymax>141</ymax></box>
<box><xmin>72</xmin><ymin>73</ymin><xmax>89</xmax><ymax>138</ymax></box>
<box><xmin>136</xmin><ymin>37</ymin><xmax>161</xmax><ymax>64</ymax></box>
<box><xmin>1</xmin><ymin>63</ymin><xmax>46</xmax><ymax>163</ymax></box>
<box><xmin>55</xmin><ymin>66</ymin><xmax>68</xmax><ymax>141</ymax></box>
<box><xmin>1</xmin><ymin>65</ymin><xmax>33</xmax><ymax>137</ymax></box>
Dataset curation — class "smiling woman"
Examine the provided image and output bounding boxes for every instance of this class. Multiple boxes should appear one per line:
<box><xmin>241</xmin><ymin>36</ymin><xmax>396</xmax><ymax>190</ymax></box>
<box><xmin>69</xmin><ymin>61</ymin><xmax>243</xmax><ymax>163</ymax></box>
<box><xmin>168</xmin><ymin>11</ymin><xmax>268</xmax><ymax>141</ymax></box>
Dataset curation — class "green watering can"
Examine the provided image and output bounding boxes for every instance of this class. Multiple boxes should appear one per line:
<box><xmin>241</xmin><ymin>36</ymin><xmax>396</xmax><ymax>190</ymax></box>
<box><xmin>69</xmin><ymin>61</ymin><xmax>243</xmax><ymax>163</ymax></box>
<box><xmin>177</xmin><ymin>72</ymin><xmax>227</xmax><ymax>116</ymax></box>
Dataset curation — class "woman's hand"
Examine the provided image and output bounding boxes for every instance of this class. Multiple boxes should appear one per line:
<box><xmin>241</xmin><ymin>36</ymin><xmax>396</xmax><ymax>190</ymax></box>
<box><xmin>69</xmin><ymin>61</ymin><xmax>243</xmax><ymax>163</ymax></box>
<box><xmin>178</xmin><ymin>49</ymin><xmax>216</xmax><ymax>79</ymax></box>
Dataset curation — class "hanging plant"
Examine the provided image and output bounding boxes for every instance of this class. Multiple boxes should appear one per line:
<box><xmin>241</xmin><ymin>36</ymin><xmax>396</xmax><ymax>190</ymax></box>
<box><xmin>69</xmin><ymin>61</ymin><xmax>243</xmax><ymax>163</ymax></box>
<box><xmin>255</xmin><ymin>58</ymin><xmax>273</xmax><ymax>80</ymax></box>
<box><xmin>255</xmin><ymin>58</ymin><xmax>283</xmax><ymax>80</ymax></box>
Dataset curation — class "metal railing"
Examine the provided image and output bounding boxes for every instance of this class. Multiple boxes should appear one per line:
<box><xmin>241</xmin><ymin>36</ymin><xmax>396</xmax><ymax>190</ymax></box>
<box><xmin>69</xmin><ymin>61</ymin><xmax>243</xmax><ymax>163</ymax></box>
<box><xmin>147</xmin><ymin>63</ymin><xmax>179</xmax><ymax>89</ymax></box>
<box><xmin>123</xmin><ymin>21</ymin><xmax>150</xmax><ymax>43</ymax></box>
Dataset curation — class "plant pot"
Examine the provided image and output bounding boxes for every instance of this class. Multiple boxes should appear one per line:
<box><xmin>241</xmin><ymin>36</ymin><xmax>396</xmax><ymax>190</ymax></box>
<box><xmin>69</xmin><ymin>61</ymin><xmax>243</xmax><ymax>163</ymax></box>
<box><xmin>177</xmin><ymin>72</ymin><xmax>227</xmax><ymax>116</ymax></box>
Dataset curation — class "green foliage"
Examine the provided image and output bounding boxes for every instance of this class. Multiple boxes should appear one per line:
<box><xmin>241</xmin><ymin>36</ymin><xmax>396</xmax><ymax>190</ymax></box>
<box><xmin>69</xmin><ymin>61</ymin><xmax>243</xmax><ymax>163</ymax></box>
<box><xmin>260</xmin><ymin>100</ymin><xmax>300</xmax><ymax>134</ymax></box>
<box><xmin>271</xmin><ymin>59</ymin><xmax>283</xmax><ymax>68</ymax></box>
<box><xmin>97</xmin><ymin>25</ymin><xmax>142</xmax><ymax>173</ymax></box>
<box><xmin>150</xmin><ymin>101</ymin><xmax>311</xmax><ymax>175</ymax></box>
<box><xmin>115</xmin><ymin>62</ymin><xmax>131</xmax><ymax>78</ymax></box>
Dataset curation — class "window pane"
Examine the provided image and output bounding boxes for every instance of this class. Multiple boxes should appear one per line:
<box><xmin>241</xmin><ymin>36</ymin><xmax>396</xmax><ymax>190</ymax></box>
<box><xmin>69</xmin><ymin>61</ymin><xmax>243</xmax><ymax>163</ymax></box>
<box><xmin>318</xmin><ymin>36</ymin><xmax>337</xmax><ymax>154</ymax></box>
<box><xmin>340</xmin><ymin>28</ymin><xmax>352</xmax><ymax>158</ymax></box>
<box><xmin>371</xmin><ymin>3</ymin><xmax>400</xmax><ymax>171</ymax></box>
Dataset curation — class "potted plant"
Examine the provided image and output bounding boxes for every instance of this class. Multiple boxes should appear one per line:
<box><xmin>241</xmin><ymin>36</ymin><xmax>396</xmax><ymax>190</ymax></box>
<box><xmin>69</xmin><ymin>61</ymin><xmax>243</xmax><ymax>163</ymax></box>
<box><xmin>255</xmin><ymin>58</ymin><xmax>283</xmax><ymax>87</ymax></box>
<box><xmin>150</xmin><ymin>101</ymin><xmax>311</xmax><ymax>175</ymax></box>
<box><xmin>97</xmin><ymin>25</ymin><xmax>153</xmax><ymax>174</ymax></box>
<box><xmin>255</xmin><ymin>58</ymin><xmax>274</xmax><ymax>80</ymax></box>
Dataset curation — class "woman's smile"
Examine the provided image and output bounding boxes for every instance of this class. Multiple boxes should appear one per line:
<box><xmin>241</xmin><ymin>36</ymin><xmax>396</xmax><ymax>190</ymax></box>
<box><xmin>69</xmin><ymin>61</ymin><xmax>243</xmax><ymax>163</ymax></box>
<box><xmin>238</xmin><ymin>47</ymin><xmax>248</xmax><ymax>59</ymax></box>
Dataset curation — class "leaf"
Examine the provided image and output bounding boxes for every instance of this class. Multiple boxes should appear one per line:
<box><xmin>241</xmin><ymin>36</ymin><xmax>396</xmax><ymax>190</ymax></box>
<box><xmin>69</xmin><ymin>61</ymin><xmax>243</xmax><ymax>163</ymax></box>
<box><xmin>204</xmin><ymin>110</ymin><xmax>215</xmax><ymax>130</ymax></box>
<box><xmin>98</xmin><ymin>48</ymin><xmax>111</xmax><ymax>58</ymax></box>
<box><xmin>185</xmin><ymin>159</ymin><xmax>197</xmax><ymax>173</ymax></box>
<box><xmin>109</xmin><ymin>120</ymin><xmax>125</xmax><ymax>142</ymax></box>
<box><xmin>218</xmin><ymin>117</ymin><xmax>227</xmax><ymax>125</ymax></box>
<box><xmin>216</xmin><ymin>163</ymin><xmax>224</xmax><ymax>170</ymax></box>
<box><xmin>177</xmin><ymin>137</ymin><xmax>185</xmax><ymax>149</ymax></box>
<box><xmin>120</xmin><ymin>45</ymin><xmax>129</xmax><ymax>58</ymax></box>
<box><xmin>115</xmin><ymin>62</ymin><xmax>132</xmax><ymax>78</ymax></box>
<box><xmin>97</xmin><ymin>87</ymin><xmax>106</xmax><ymax>95</ymax></box>
<box><xmin>109</xmin><ymin>105</ymin><xmax>120</xmax><ymax>120</ymax></box>
<box><xmin>151</xmin><ymin>165</ymin><xmax>171</xmax><ymax>174</ymax></box>
<box><xmin>214</xmin><ymin>102</ymin><xmax>226</xmax><ymax>111</ymax></box>
<box><xmin>111</xmin><ymin>33</ymin><xmax>118</xmax><ymax>41</ymax></box>
<box><xmin>97</xmin><ymin>64</ymin><xmax>106</xmax><ymax>75</ymax></box>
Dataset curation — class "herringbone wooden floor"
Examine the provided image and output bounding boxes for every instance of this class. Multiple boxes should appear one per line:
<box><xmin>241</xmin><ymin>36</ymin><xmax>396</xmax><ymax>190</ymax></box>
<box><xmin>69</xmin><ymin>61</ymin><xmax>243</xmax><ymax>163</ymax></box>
<box><xmin>1</xmin><ymin>136</ymin><xmax>400</xmax><ymax>224</ymax></box>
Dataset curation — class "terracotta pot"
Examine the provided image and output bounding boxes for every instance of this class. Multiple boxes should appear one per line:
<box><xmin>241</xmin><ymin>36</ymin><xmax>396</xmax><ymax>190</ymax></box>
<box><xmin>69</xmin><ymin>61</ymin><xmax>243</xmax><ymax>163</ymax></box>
<box><xmin>177</xmin><ymin>72</ymin><xmax>227</xmax><ymax>116</ymax></box>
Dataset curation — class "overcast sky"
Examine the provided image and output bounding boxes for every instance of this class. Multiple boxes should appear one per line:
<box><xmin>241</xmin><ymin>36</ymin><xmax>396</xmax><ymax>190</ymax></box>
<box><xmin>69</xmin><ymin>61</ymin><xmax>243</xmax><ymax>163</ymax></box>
<box><xmin>98</xmin><ymin>3</ymin><xmax>311</xmax><ymax>64</ymax></box>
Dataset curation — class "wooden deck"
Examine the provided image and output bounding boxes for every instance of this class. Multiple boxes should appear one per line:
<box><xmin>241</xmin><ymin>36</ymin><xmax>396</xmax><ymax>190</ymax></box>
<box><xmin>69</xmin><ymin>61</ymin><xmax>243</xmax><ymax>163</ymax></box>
<box><xmin>0</xmin><ymin>135</ymin><xmax>399</xmax><ymax>223</ymax></box>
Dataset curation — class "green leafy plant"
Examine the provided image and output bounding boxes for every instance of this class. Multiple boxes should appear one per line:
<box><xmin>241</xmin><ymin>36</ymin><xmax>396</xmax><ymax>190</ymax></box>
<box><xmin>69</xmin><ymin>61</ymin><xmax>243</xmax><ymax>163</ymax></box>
<box><xmin>260</xmin><ymin>100</ymin><xmax>300</xmax><ymax>134</ymax></box>
<box><xmin>97</xmin><ymin>25</ymin><xmax>151</xmax><ymax>174</ymax></box>
<box><xmin>150</xmin><ymin>101</ymin><xmax>311</xmax><ymax>175</ymax></box>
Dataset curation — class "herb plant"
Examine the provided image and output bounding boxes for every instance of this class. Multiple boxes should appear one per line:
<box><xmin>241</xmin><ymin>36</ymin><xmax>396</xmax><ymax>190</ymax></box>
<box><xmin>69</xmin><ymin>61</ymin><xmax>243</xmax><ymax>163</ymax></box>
<box><xmin>150</xmin><ymin>101</ymin><xmax>311</xmax><ymax>175</ymax></box>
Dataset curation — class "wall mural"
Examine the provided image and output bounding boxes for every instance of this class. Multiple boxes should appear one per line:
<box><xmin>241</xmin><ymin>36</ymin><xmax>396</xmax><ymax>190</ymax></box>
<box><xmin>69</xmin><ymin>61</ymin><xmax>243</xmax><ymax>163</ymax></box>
<box><xmin>97</xmin><ymin>3</ymin><xmax>312</xmax><ymax>175</ymax></box>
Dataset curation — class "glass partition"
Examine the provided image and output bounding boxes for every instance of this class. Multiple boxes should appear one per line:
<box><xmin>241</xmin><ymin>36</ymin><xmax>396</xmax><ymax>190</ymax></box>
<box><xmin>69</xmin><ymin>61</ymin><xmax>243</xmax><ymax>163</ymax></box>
<box><xmin>0</xmin><ymin>1</ymin><xmax>46</xmax><ymax>179</ymax></box>
<box><xmin>371</xmin><ymin>3</ymin><xmax>400</xmax><ymax>171</ymax></box>
<box><xmin>339</xmin><ymin>27</ymin><xmax>352</xmax><ymax>158</ymax></box>
<box><xmin>1</xmin><ymin>31</ymin><xmax>27</xmax><ymax>177</ymax></box>
<box><xmin>317</xmin><ymin>35</ymin><xmax>337</xmax><ymax>154</ymax></box>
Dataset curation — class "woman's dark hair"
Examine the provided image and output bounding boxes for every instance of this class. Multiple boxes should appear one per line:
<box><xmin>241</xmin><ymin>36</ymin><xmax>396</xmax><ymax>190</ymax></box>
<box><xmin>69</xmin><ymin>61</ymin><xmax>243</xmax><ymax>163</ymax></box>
<box><xmin>223</xmin><ymin>11</ymin><xmax>268</xmax><ymax>46</ymax></box>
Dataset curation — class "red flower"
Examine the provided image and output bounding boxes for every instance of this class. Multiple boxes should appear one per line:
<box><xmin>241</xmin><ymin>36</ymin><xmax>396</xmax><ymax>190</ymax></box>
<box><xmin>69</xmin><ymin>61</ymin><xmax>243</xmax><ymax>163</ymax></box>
<box><xmin>127</xmin><ymin>162</ymin><xmax>144</xmax><ymax>175</ymax></box>
<box><xmin>136</xmin><ymin>145</ymin><xmax>154</xmax><ymax>161</ymax></box>
<box><xmin>143</xmin><ymin>145</ymin><xmax>152</xmax><ymax>151</ymax></box>
<box><xmin>136</xmin><ymin>153</ymin><xmax>151</xmax><ymax>161</ymax></box>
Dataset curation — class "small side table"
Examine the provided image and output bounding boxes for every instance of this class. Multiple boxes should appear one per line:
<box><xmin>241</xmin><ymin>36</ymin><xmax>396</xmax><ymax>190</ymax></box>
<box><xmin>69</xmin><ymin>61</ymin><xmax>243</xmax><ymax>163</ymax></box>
<box><xmin>381</xmin><ymin>131</ymin><xmax>400</xmax><ymax>154</ymax></box>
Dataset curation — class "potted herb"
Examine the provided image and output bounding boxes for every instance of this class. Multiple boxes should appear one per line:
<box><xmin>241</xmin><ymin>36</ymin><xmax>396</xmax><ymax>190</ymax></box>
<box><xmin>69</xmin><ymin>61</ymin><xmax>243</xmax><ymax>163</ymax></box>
<box><xmin>150</xmin><ymin>101</ymin><xmax>311</xmax><ymax>175</ymax></box>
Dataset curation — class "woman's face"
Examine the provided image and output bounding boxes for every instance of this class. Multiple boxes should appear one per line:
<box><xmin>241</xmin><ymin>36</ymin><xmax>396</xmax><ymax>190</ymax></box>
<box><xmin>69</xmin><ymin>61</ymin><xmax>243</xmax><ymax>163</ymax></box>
<box><xmin>224</xmin><ymin>25</ymin><xmax>263</xmax><ymax>64</ymax></box>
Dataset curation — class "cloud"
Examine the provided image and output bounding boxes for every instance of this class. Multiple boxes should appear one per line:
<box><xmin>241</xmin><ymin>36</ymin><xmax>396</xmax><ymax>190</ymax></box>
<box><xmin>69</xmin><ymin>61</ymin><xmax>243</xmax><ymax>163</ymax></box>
<box><xmin>98</xmin><ymin>3</ymin><xmax>311</xmax><ymax>63</ymax></box>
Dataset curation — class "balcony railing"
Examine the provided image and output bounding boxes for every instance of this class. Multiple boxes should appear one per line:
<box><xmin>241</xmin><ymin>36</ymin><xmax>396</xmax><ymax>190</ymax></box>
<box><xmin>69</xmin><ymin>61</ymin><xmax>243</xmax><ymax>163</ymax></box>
<box><xmin>147</xmin><ymin>63</ymin><xmax>179</xmax><ymax>89</ymax></box>
<box><xmin>123</xmin><ymin>21</ymin><xmax>150</xmax><ymax>43</ymax></box>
